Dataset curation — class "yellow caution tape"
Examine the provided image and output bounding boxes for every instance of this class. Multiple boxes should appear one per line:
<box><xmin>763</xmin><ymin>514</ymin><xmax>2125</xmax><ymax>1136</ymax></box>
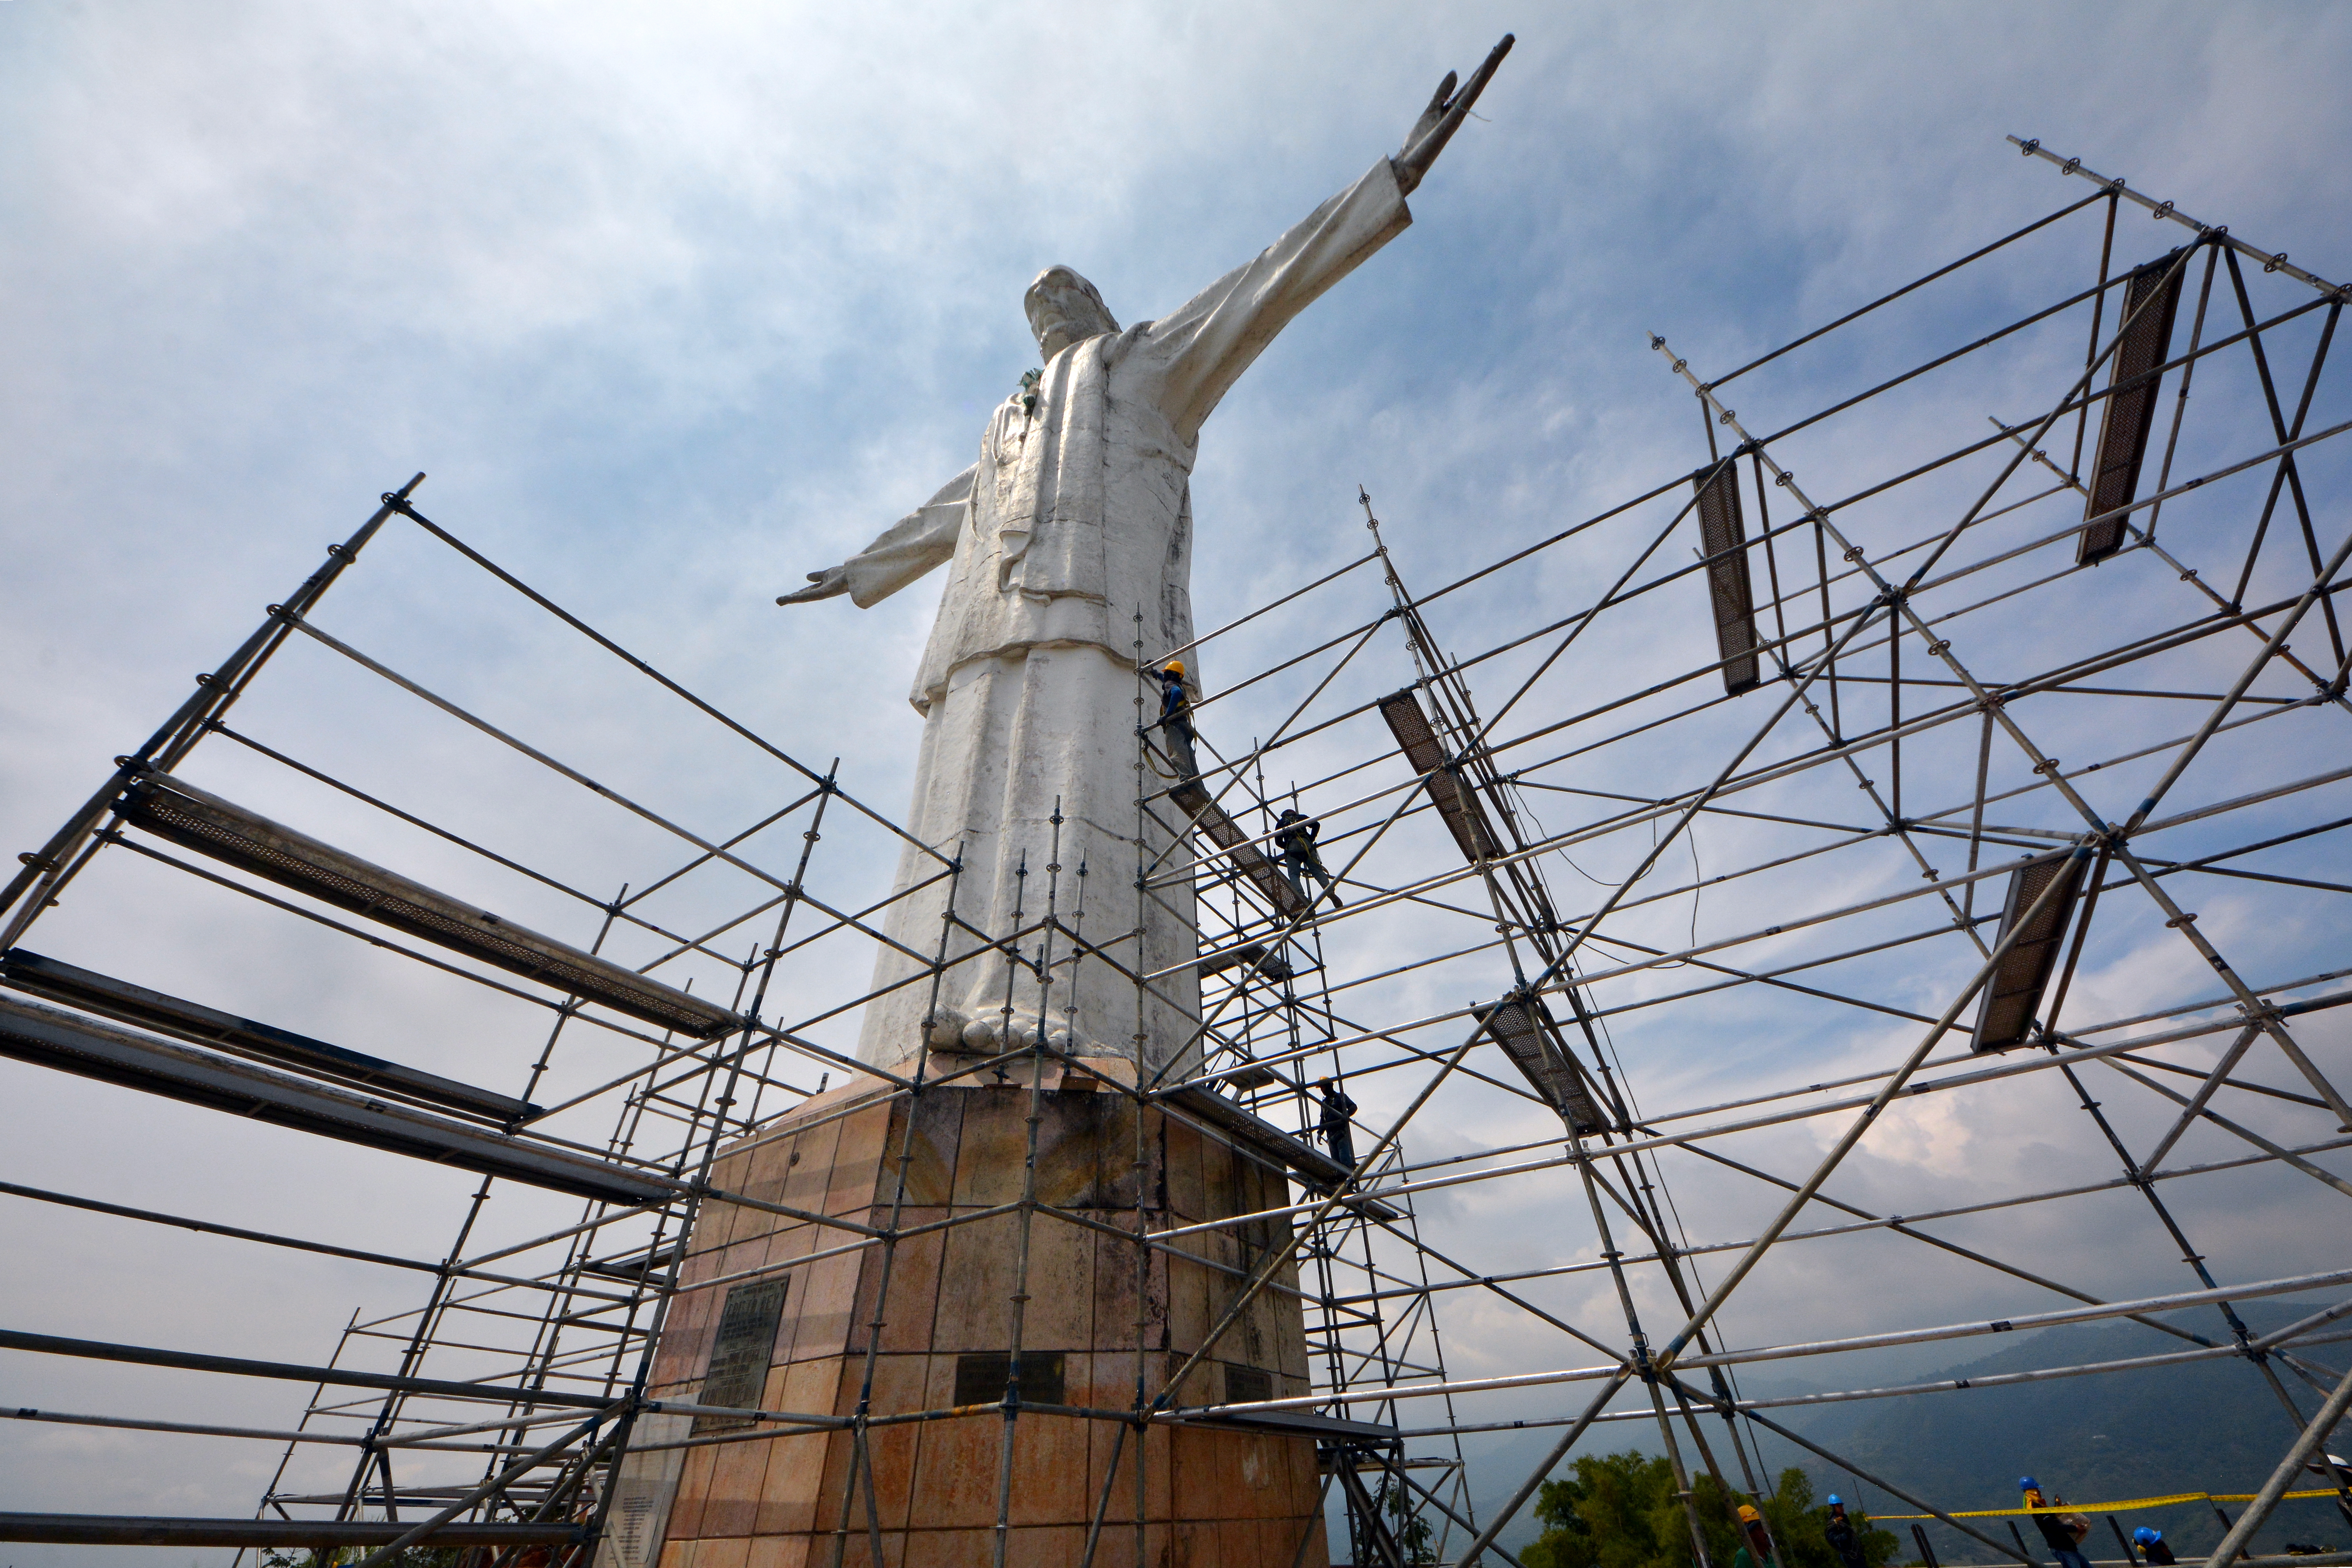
<box><xmin>1874</xmin><ymin>1489</ymin><xmax>2343</xmax><ymax>1521</ymax></box>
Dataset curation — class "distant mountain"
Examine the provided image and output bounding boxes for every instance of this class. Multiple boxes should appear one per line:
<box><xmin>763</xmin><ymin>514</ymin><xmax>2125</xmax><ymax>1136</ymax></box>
<box><xmin>1461</xmin><ymin>1306</ymin><xmax>2349</xmax><ymax>1562</ymax></box>
<box><xmin>1775</xmin><ymin>1309</ymin><xmax>2348</xmax><ymax>1561</ymax></box>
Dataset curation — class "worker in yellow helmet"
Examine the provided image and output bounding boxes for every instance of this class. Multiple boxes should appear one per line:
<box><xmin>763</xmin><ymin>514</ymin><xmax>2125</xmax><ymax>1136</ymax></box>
<box><xmin>1156</xmin><ymin>660</ymin><xmax>1199</xmax><ymax>780</ymax></box>
<box><xmin>1732</xmin><ymin>1503</ymin><xmax>1776</xmax><ymax>1568</ymax></box>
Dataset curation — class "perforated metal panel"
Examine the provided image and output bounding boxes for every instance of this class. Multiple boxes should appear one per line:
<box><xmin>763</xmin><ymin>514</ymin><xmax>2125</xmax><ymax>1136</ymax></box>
<box><xmin>2082</xmin><ymin>252</ymin><xmax>2187</xmax><ymax>563</ymax></box>
<box><xmin>1474</xmin><ymin>991</ymin><xmax>1607</xmax><ymax>1134</ymax></box>
<box><xmin>1970</xmin><ymin>850</ymin><xmax>2088</xmax><ymax>1052</ymax></box>
<box><xmin>1377</xmin><ymin>689</ymin><xmax>1503</xmax><ymax>863</ymax></box>
<box><xmin>1693</xmin><ymin>463</ymin><xmax>1762</xmax><ymax>694</ymax></box>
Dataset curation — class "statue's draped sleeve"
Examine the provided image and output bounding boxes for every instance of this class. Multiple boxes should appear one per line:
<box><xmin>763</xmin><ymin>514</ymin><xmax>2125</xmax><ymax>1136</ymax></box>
<box><xmin>840</xmin><ymin>464</ymin><xmax>977</xmax><ymax>608</ymax></box>
<box><xmin>1141</xmin><ymin>159</ymin><xmax>1412</xmax><ymax>444</ymax></box>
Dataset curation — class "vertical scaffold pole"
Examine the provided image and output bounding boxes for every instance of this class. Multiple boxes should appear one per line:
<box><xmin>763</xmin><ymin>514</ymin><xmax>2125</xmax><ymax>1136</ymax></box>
<box><xmin>1133</xmin><ymin>607</ymin><xmax>1154</xmax><ymax>1568</ymax></box>
<box><xmin>828</xmin><ymin>831</ymin><xmax>963</xmax><ymax>1568</ymax></box>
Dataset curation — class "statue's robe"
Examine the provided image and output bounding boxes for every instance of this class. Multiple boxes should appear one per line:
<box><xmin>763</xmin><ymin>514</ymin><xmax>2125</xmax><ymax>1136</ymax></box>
<box><xmin>842</xmin><ymin>159</ymin><xmax>1411</xmax><ymax>1073</ymax></box>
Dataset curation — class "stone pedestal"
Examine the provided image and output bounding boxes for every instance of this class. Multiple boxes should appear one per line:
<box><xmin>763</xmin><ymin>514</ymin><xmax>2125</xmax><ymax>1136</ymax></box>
<box><xmin>602</xmin><ymin>1062</ymin><xmax>1328</xmax><ymax>1568</ymax></box>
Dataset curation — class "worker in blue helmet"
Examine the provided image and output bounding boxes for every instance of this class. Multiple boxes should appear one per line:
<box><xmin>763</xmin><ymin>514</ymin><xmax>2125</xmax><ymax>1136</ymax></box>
<box><xmin>2133</xmin><ymin>1527</ymin><xmax>2175</xmax><ymax>1566</ymax></box>
<box><xmin>1824</xmin><ymin>1494</ymin><xmax>1867</xmax><ymax>1568</ymax></box>
<box><xmin>2022</xmin><ymin>1479</ymin><xmax>2091</xmax><ymax>1568</ymax></box>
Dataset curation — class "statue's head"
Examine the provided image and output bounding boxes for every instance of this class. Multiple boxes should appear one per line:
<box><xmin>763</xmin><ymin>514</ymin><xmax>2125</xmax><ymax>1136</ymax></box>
<box><xmin>1024</xmin><ymin>266</ymin><xmax>1119</xmax><ymax>361</ymax></box>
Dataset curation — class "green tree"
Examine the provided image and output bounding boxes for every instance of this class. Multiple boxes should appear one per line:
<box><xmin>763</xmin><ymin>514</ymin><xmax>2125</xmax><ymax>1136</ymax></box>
<box><xmin>259</xmin><ymin>1548</ymin><xmax>468</xmax><ymax>1568</ymax></box>
<box><xmin>1521</xmin><ymin>1449</ymin><xmax>1689</xmax><ymax>1568</ymax></box>
<box><xmin>1521</xmin><ymin>1451</ymin><xmax>1899</xmax><ymax>1568</ymax></box>
<box><xmin>1752</xmin><ymin>1468</ymin><xmax>1902</xmax><ymax>1568</ymax></box>
<box><xmin>1376</xmin><ymin>1476</ymin><xmax>1439</xmax><ymax>1566</ymax></box>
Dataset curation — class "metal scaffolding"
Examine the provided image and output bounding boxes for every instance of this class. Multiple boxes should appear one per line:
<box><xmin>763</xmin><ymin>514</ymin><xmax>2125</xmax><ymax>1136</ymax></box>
<box><xmin>4</xmin><ymin>134</ymin><xmax>2352</xmax><ymax>1568</ymax></box>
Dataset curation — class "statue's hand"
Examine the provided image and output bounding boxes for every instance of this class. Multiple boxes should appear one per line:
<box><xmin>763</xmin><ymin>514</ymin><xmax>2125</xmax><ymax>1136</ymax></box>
<box><xmin>1394</xmin><ymin>34</ymin><xmax>1513</xmax><ymax>197</ymax></box>
<box><xmin>776</xmin><ymin>565</ymin><xmax>851</xmax><ymax>605</ymax></box>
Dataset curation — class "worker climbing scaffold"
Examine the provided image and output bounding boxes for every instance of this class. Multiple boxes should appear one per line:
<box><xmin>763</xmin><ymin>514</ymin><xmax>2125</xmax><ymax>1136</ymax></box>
<box><xmin>1157</xmin><ymin>658</ymin><xmax>1199</xmax><ymax>780</ymax></box>
<box><xmin>1274</xmin><ymin>806</ymin><xmax>1343</xmax><ymax>910</ymax></box>
<box><xmin>1314</xmin><ymin>1075</ymin><xmax>1359</xmax><ymax>1174</ymax></box>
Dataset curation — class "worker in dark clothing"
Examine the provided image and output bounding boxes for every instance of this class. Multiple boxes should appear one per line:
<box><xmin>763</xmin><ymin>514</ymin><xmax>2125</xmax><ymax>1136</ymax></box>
<box><xmin>1273</xmin><ymin>807</ymin><xmax>1343</xmax><ymax>909</ymax></box>
<box><xmin>1732</xmin><ymin>1503</ymin><xmax>1775</xmax><ymax>1568</ymax></box>
<box><xmin>1825</xmin><ymin>1495</ymin><xmax>1867</xmax><ymax>1568</ymax></box>
<box><xmin>1157</xmin><ymin>660</ymin><xmax>1199</xmax><ymax>780</ymax></box>
<box><xmin>2133</xmin><ymin>1528</ymin><xmax>2175</xmax><ymax>1566</ymax></box>
<box><xmin>2021</xmin><ymin>1479</ymin><xmax>2091</xmax><ymax>1568</ymax></box>
<box><xmin>1315</xmin><ymin>1077</ymin><xmax>1358</xmax><ymax>1174</ymax></box>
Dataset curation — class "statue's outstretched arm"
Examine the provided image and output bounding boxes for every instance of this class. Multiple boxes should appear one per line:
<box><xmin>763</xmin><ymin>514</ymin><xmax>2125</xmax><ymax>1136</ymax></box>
<box><xmin>1394</xmin><ymin>35</ymin><xmax>1512</xmax><ymax>197</ymax></box>
<box><xmin>1143</xmin><ymin>35</ymin><xmax>1512</xmax><ymax>441</ymax></box>
<box><xmin>778</xmin><ymin>465</ymin><xmax>976</xmax><ymax>608</ymax></box>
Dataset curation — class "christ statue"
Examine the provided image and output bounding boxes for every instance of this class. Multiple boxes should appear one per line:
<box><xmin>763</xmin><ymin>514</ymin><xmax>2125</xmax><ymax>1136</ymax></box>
<box><xmin>780</xmin><ymin>41</ymin><xmax>1511</xmax><ymax>1077</ymax></box>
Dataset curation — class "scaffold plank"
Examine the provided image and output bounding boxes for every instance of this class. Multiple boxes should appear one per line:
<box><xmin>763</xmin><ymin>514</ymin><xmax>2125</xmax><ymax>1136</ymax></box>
<box><xmin>0</xmin><ymin>1516</ymin><xmax>584</xmax><ymax>1547</ymax></box>
<box><xmin>0</xmin><ymin>992</ymin><xmax>675</xmax><ymax>1205</ymax></box>
<box><xmin>0</xmin><ymin>948</ymin><xmax>538</xmax><ymax>1122</ymax></box>
<box><xmin>1166</xmin><ymin>1082</ymin><xmax>1400</xmax><ymax>1218</ymax></box>
<box><xmin>0</xmin><ymin>1324</ymin><xmax>629</xmax><ymax>1408</ymax></box>
<box><xmin>113</xmin><ymin>772</ymin><xmax>739</xmax><ymax>1039</ymax></box>
<box><xmin>1168</xmin><ymin>777</ymin><xmax>1307</xmax><ymax>918</ymax></box>
<box><xmin>1693</xmin><ymin>462</ymin><xmax>1764</xmax><ymax>693</ymax></box>
<box><xmin>1198</xmin><ymin>941</ymin><xmax>1294</xmax><ymax>982</ymax></box>
<box><xmin>1377</xmin><ymin>689</ymin><xmax>1503</xmax><ymax>862</ymax></box>
<box><xmin>1473</xmin><ymin>991</ymin><xmax>1607</xmax><ymax>1134</ymax></box>
<box><xmin>2081</xmin><ymin>250</ymin><xmax>2188</xmax><ymax>563</ymax></box>
<box><xmin>1178</xmin><ymin>1405</ymin><xmax>1393</xmax><ymax>1440</ymax></box>
<box><xmin>1971</xmin><ymin>849</ymin><xmax>2088</xmax><ymax>1052</ymax></box>
<box><xmin>580</xmin><ymin>1238</ymin><xmax>681</xmax><ymax>1282</ymax></box>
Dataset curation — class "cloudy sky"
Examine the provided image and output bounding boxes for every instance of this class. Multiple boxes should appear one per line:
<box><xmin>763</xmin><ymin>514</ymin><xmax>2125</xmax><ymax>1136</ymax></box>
<box><xmin>5</xmin><ymin>1</ymin><xmax>2352</xmax><ymax>1556</ymax></box>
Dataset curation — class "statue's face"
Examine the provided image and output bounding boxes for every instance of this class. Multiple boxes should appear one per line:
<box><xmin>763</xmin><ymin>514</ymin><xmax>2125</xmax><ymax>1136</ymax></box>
<box><xmin>1024</xmin><ymin>267</ymin><xmax>1116</xmax><ymax>361</ymax></box>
